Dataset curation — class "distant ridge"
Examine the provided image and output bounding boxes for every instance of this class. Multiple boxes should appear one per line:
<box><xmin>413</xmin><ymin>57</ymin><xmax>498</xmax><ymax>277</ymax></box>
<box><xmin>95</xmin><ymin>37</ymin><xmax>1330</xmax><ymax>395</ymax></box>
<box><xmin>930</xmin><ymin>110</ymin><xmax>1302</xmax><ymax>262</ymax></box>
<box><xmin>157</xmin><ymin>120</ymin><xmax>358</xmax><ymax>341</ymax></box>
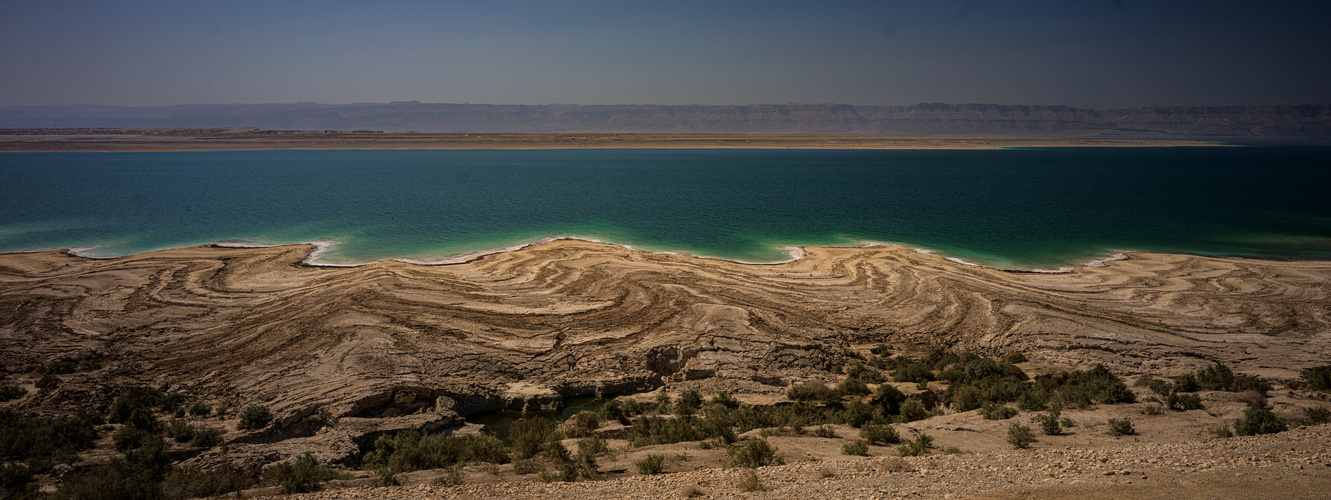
<box><xmin>2</xmin><ymin>101</ymin><xmax>1328</xmax><ymax>141</ymax></box>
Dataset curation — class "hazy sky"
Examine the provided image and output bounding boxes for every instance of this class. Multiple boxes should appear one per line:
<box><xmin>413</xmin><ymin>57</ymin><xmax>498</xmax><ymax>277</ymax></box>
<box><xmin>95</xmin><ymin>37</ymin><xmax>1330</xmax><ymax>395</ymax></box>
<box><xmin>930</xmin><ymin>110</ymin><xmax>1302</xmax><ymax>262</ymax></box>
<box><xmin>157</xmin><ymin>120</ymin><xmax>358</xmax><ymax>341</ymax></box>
<box><xmin>2</xmin><ymin>0</ymin><xmax>1329</xmax><ymax>107</ymax></box>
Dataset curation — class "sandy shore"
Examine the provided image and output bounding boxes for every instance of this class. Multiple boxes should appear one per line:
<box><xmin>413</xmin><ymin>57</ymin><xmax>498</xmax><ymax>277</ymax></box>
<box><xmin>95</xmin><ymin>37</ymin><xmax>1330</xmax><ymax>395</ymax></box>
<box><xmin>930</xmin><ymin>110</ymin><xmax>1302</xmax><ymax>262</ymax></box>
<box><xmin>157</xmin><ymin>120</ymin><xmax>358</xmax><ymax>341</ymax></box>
<box><xmin>0</xmin><ymin>131</ymin><xmax>1221</xmax><ymax>152</ymax></box>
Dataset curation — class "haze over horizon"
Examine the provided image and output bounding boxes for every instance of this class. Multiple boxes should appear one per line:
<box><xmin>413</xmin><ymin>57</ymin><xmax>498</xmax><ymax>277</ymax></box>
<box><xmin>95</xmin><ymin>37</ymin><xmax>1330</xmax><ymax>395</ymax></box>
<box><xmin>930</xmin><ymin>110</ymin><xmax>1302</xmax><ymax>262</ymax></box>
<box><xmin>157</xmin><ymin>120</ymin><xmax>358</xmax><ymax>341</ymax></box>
<box><xmin>3</xmin><ymin>0</ymin><xmax>1330</xmax><ymax>109</ymax></box>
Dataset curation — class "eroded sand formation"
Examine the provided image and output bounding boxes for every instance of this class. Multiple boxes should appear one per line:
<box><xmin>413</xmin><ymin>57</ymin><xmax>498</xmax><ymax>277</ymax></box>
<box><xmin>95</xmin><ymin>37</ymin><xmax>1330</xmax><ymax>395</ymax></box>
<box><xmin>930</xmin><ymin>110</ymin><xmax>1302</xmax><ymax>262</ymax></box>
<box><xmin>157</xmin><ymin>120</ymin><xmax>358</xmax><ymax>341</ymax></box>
<box><xmin>2</xmin><ymin>240</ymin><xmax>1329</xmax><ymax>469</ymax></box>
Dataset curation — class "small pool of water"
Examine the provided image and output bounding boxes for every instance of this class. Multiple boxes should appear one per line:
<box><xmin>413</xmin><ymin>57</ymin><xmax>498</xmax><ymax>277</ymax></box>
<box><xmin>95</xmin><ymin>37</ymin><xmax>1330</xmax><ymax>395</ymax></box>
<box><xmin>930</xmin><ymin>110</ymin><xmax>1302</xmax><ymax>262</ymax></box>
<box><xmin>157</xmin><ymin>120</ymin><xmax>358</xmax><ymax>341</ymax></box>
<box><xmin>466</xmin><ymin>394</ymin><xmax>619</xmax><ymax>441</ymax></box>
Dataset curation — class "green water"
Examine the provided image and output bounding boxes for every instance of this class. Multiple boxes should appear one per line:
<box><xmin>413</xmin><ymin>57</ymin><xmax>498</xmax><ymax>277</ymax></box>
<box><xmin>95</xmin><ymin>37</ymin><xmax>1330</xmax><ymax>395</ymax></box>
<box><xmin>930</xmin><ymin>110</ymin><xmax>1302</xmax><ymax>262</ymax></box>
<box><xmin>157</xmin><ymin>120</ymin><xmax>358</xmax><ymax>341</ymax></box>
<box><xmin>467</xmin><ymin>394</ymin><xmax>615</xmax><ymax>441</ymax></box>
<box><xmin>2</xmin><ymin>147</ymin><xmax>1330</xmax><ymax>269</ymax></box>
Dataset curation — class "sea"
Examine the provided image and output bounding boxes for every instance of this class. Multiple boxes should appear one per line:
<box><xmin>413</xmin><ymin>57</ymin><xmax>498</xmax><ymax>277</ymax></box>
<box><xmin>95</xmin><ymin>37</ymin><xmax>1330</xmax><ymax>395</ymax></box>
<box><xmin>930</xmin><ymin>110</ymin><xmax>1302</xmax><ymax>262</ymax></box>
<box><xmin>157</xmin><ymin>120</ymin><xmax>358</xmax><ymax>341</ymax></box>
<box><xmin>2</xmin><ymin>146</ymin><xmax>1329</xmax><ymax>271</ymax></box>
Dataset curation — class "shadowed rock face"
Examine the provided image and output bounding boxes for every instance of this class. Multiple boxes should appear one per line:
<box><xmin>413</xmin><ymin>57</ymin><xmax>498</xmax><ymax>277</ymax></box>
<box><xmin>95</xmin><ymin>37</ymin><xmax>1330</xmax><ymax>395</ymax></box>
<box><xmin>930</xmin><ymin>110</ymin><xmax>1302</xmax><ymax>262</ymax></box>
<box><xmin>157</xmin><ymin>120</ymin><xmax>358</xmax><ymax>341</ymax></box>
<box><xmin>3</xmin><ymin>240</ymin><xmax>1329</xmax><ymax>428</ymax></box>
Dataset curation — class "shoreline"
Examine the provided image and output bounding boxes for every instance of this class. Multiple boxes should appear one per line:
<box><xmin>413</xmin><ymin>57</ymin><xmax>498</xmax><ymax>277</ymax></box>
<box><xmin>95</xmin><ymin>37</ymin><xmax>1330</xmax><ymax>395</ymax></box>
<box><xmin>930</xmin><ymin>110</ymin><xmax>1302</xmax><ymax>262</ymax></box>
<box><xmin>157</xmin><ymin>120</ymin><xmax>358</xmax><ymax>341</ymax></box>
<box><xmin>0</xmin><ymin>131</ymin><xmax>1224</xmax><ymax>152</ymax></box>
<box><xmin>17</xmin><ymin>236</ymin><xmax>1322</xmax><ymax>276</ymax></box>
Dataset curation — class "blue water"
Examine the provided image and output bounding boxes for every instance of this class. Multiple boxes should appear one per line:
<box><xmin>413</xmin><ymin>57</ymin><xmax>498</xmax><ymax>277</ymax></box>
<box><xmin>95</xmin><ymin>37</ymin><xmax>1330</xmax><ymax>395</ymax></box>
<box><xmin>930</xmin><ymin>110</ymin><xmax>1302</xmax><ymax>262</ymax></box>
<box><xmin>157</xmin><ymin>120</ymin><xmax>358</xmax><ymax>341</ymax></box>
<box><xmin>2</xmin><ymin>147</ymin><xmax>1329</xmax><ymax>270</ymax></box>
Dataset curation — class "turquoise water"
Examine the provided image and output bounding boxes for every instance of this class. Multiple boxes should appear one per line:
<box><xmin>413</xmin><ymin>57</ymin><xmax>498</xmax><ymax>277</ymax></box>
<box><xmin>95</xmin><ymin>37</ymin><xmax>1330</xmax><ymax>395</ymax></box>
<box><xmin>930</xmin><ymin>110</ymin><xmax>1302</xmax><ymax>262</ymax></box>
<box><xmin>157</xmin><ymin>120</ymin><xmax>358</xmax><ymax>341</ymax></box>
<box><xmin>2</xmin><ymin>147</ymin><xmax>1330</xmax><ymax>270</ymax></box>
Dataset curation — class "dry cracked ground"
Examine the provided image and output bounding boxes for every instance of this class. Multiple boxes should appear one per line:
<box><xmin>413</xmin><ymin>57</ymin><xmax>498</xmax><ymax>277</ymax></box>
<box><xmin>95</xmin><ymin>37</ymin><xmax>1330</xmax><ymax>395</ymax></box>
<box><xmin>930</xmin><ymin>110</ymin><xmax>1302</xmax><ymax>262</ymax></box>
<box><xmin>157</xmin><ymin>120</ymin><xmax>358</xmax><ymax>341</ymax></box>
<box><xmin>2</xmin><ymin>239</ymin><xmax>1330</xmax><ymax>496</ymax></box>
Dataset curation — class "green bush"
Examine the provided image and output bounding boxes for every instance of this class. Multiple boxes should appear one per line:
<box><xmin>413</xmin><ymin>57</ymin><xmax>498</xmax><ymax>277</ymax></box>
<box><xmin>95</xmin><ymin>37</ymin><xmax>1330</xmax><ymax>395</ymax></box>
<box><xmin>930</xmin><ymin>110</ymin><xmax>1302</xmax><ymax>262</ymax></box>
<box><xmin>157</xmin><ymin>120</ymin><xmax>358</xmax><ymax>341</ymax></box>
<box><xmin>859</xmin><ymin>423</ymin><xmax>899</xmax><ymax>444</ymax></box>
<box><xmin>34</xmin><ymin>374</ymin><xmax>59</xmax><ymax>389</ymax></box>
<box><xmin>1306</xmin><ymin>365</ymin><xmax>1331</xmax><ymax>391</ymax></box>
<box><xmin>870</xmin><ymin>344</ymin><xmax>892</xmax><ymax>355</ymax></box>
<box><xmin>1166</xmin><ymin>392</ymin><xmax>1205</xmax><ymax>411</ymax></box>
<box><xmin>815</xmin><ymin>425</ymin><xmax>836</xmax><ymax>438</ymax></box>
<box><xmin>727</xmin><ymin>438</ymin><xmax>783</xmax><ymax>468</ymax></box>
<box><xmin>1007</xmin><ymin>423</ymin><xmax>1036</xmax><ymax>449</ymax></box>
<box><xmin>160</xmin><ymin>463</ymin><xmax>255</xmax><ymax>499</ymax></box>
<box><xmin>191</xmin><ymin>428</ymin><xmax>222</xmax><ymax>448</ymax></box>
<box><xmin>362</xmin><ymin>430</ymin><xmax>510</xmax><ymax>473</ymax></box>
<box><xmin>0</xmin><ymin>385</ymin><xmax>25</xmax><ymax>402</ymax></box>
<box><xmin>1107</xmin><ymin>418</ymin><xmax>1136</xmax><ymax>436</ymax></box>
<box><xmin>238</xmin><ymin>405</ymin><xmax>272</xmax><ymax>430</ymax></box>
<box><xmin>166</xmin><ymin>418</ymin><xmax>196</xmax><ymax>443</ymax></box>
<box><xmin>1036</xmin><ymin>410</ymin><xmax>1062</xmax><ymax>435</ymax></box>
<box><xmin>841</xmin><ymin>440</ymin><xmax>869</xmax><ymax>456</ymax></box>
<box><xmin>189</xmin><ymin>402</ymin><xmax>212</xmax><ymax>416</ymax></box>
<box><xmin>636</xmin><ymin>454</ymin><xmax>665</xmax><ymax>475</ymax></box>
<box><xmin>1176</xmin><ymin>363</ymin><xmax>1272</xmax><ymax>394</ymax></box>
<box><xmin>578</xmin><ymin>436</ymin><xmax>608</xmax><ymax>456</ymax></box>
<box><xmin>980</xmin><ymin>402</ymin><xmax>1018</xmax><ymax>420</ymax></box>
<box><xmin>900</xmin><ymin>397</ymin><xmax>927</xmax><ymax>422</ymax></box>
<box><xmin>846</xmin><ymin>364</ymin><xmax>887</xmax><ymax>384</ymax></box>
<box><xmin>677</xmin><ymin>390</ymin><xmax>702</xmax><ymax>411</ymax></box>
<box><xmin>1233</xmin><ymin>405</ymin><xmax>1286</xmax><ymax>436</ymax></box>
<box><xmin>108</xmin><ymin>387</ymin><xmax>168</xmax><ymax>424</ymax></box>
<box><xmin>0</xmin><ymin>409</ymin><xmax>100</xmax><ymax>466</ymax></box>
<box><xmin>512</xmin><ymin>459</ymin><xmax>542</xmax><ymax>475</ymax></box>
<box><xmin>265</xmin><ymin>453</ymin><xmax>344</xmax><ymax>494</ymax></box>
<box><xmin>567</xmin><ymin>410</ymin><xmax>600</xmax><ymax>438</ymax></box>
<box><xmin>897</xmin><ymin>433</ymin><xmax>933</xmax><ymax>457</ymax></box>
<box><xmin>41</xmin><ymin>360</ymin><xmax>77</xmax><ymax>375</ymax></box>
<box><xmin>1303</xmin><ymin>406</ymin><xmax>1331</xmax><ymax>424</ymax></box>
<box><xmin>510</xmin><ymin>418</ymin><xmax>554</xmax><ymax>459</ymax></box>
<box><xmin>893</xmin><ymin>363</ymin><xmax>935</xmax><ymax>384</ymax></box>
<box><xmin>837</xmin><ymin>401</ymin><xmax>878</xmax><ymax>428</ymax></box>
<box><xmin>711</xmin><ymin>392</ymin><xmax>740</xmax><ymax>409</ymax></box>
<box><xmin>837</xmin><ymin>377</ymin><xmax>870</xmax><ymax>396</ymax></box>
<box><xmin>787</xmin><ymin>384</ymin><xmax>816</xmax><ymax>401</ymax></box>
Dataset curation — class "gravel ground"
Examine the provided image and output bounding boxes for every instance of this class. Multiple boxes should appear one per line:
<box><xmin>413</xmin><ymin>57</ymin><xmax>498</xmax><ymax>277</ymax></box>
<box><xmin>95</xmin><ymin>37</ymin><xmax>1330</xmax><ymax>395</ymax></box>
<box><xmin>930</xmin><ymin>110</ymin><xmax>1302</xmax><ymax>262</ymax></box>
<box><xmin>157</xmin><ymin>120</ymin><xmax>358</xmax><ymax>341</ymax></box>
<box><xmin>259</xmin><ymin>424</ymin><xmax>1331</xmax><ymax>500</ymax></box>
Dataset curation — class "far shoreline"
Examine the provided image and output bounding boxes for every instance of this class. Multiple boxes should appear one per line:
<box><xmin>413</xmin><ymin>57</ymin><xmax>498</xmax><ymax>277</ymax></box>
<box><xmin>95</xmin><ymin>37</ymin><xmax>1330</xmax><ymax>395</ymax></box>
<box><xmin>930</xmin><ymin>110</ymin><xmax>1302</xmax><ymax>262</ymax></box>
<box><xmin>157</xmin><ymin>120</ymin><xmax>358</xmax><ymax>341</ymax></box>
<box><xmin>0</xmin><ymin>130</ymin><xmax>1223</xmax><ymax>152</ymax></box>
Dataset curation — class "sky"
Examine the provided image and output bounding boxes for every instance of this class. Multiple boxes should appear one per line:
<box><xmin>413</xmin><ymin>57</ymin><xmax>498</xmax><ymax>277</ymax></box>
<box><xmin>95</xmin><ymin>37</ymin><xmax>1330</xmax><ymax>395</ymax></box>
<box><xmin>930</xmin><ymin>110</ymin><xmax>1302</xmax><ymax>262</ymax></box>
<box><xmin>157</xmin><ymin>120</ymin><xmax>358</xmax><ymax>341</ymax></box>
<box><xmin>1</xmin><ymin>0</ymin><xmax>1329</xmax><ymax>108</ymax></box>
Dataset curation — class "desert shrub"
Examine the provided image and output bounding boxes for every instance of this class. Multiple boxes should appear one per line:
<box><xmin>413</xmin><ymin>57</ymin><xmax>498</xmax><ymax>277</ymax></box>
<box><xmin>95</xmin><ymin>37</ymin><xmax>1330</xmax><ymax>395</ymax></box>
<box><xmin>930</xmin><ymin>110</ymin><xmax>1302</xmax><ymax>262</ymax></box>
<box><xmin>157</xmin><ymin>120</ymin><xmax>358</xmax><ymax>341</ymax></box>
<box><xmin>513</xmin><ymin>459</ymin><xmax>542</xmax><ymax>475</ymax></box>
<box><xmin>1007</xmin><ymin>423</ymin><xmax>1036</xmax><ymax>448</ymax></box>
<box><xmin>1002</xmin><ymin>352</ymin><xmax>1028</xmax><ymax>364</ymax></box>
<box><xmin>41</xmin><ymin>360</ymin><xmax>77</xmax><ymax>375</ymax></box>
<box><xmin>1036</xmin><ymin>410</ymin><xmax>1062</xmax><ymax>435</ymax></box>
<box><xmin>815</xmin><ymin>425</ymin><xmax>836</xmax><ymax>438</ymax></box>
<box><xmin>737</xmin><ymin>470</ymin><xmax>764</xmax><ymax>492</ymax></box>
<box><xmin>870</xmin><ymin>344</ymin><xmax>892</xmax><ymax>355</ymax></box>
<box><xmin>841</xmin><ymin>439</ymin><xmax>869</xmax><ymax>456</ymax></box>
<box><xmin>1166</xmin><ymin>392</ymin><xmax>1205</xmax><ymax>411</ymax></box>
<box><xmin>1303</xmin><ymin>406</ymin><xmax>1331</xmax><ymax>424</ymax></box>
<box><xmin>874</xmin><ymin>383</ymin><xmax>907</xmax><ymax>413</ymax></box>
<box><xmin>1306</xmin><ymin>365</ymin><xmax>1331</xmax><ymax>391</ymax></box>
<box><xmin>189</xmin><ymin>402</ymin><xmax>212</xmax><ymax>416</ymax></box>
<box><xmin>265</xmin><ymin>453</ymin><xmax>344</xmax><ymax>494</ymax></box>
<box><xmin>711</xmin><ymin>392</ymin><xmax>740</xmax><ymax>409</ymax></box>
<box><xmin>980</xmin><ymin>402</ymin><xmax>1018</xmax><ymax>420</ymax></box>
<box><xmin>108</xmin><ymin>386</ymin><xmax>167</xmax><ymax>424</ymax></box>
<box><xmin>1234</xmin><ymin>390</ymin><xmax>1267</xmax><ymax>408</ymax></box>
<box><xmin>837</xmin><ymin>377</ymin><xmax>871</xmax><ymax>396</ymax></box>
<box><xmin>1177</xmin><ymin>363</ymin><xmax>1272</xmax><ymax>394</ymax></box>
<box><xmin>237</xmin><ymin>405</ymin><xmax>272</xmax><ymax>430</ymax></box>
<box><xmin>0</xmin><ymin>385</ymin><xmax>25</xmax><ymax>402</ymax></box>
<box><xmin>1107</xmin><ymin>418</ymin><xmax>1136</xmax><ymax>436</ymax></box>
<box><xmin>787</xmin><ymin>384</ymin><xmax>816</xmax><ymax>401</ymax></box>
<box><xmin>836</xmin><ymin>401</ymin><xmax>879</xmax><ymax>428</ymax></box>
<box><xmin>899</xmin><ymin>397</ymin><xmax>927</xmax><ymax>422</ymax></box>
<box><xmin>166</xmin><ymin>418</ymin><xmax>196</xmax><ymax>443</ymax></box>
<box><xmin>628</xmin><ymin>415</ymin><xmax>706</xmax><ymax>447</ymax></box>
<box><xmin>510</xmin><ymin>418</ymin><xmax>554</xmax><ymax>459</ymax></box>
<box><xmin>859</xmin><ymin>423</ymin><xmax>900</xmax><ymax>444</ymax></box>
<box><xmin>1060</xmin><ymin>416</ymin><xmax>1076</xmax><ymax>428</ymax></box>
<box><xmin>573</xmin><ymin>441</ymin><xmax>600</xmax><ymax>480</ymax></box>
<box><xmin>0</xmin><ymin>409</ymin><xmax>101</xmax><ymax>467</ymax></box>
<box><xmin>1142</xmin><ymin>404</ymin><xmax>1164</xmax><ymax>415</ymax></box>
<box><xmin>1210</xmin><ymin>426</ymin><xmax>1234</xmax><ymax>439</ymax></box>
<box><xmin>897</xmin><ymin>433</ymin><xmax>932</xmax><ymax>457</ymax></box>
<box><xmin>1016</xmin><ymin>392</ymin><xmax>1048</xmax><ymax>412</ymax></box>
<box><xmin>1233</xmin><ymin>405</ymin><xmax>1286</xmax><ymax>436</ymax></box>
<box><xmin>113</xmin><ymin>425</ymin><xmax>157</xmax><ymax>452</ymax></box>
<box><xmin>635</xmin><ymin>454</ymin><xmax>665</xmax><ymax>475</ymax></box>
<box><xmin>578</xmin><ymin>436</ymin><xmax>608</xmax><ymax>456</ymax></box>
<box><xmin>677</xmin><ymin>390</ymin><xmax>703</xmax><ymax>411</ymax></box>
<box><xmin>567</xmin><ymin>410</ymin><xmax>600</xmax><ymax>438</ymax></box>
<box><xmin>362</xmin><ymin>430</ymin><xmax>510</xmax><ymax>474</ymax></box>
<box><xmin>34</xmin><ymin>374</ymin><xmax>59</xmax><ymax>390</ymax></box>
<box><xmin>728</xmin><ymin>438</ymin><xmax>782</xmax><ymax>468</ymax></box>
<box><xmin>943</xmin><ymin>446</ymin><xmax>963</xmax><ymax>454</ymax></box>
<box><xmin>893</xmin><ymin>363</ymin><xmax>935</xmax><ymax>384</ymax></box>
<box><xmin>190</xmin><ymin>428</ymin><xmax>221</xmax><ymax>448</ymax></box>
<box><xmin>160</xmin><ymin>463</ymin><xmax>255</xmax><ymax>499</ymax></box>
<box><xmin>1</xmin><ymin>462</ymin><xmax>34</xmax><ymax>498</ymax></box>
<box><xmin>846</xmin><ymin>364</ymin><xmax>887</xmax><ymax>384</ymax></box>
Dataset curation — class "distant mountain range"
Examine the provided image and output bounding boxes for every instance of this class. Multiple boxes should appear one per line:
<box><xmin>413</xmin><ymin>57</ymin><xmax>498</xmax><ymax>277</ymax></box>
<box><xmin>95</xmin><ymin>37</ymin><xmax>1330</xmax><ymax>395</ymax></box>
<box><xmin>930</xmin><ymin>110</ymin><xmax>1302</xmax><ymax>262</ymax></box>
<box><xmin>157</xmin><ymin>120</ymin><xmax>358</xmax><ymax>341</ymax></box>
<box><xmin>2</xmin><ymin>101</ymin><xmax>1328</xmax><ymax>141</ymax></box>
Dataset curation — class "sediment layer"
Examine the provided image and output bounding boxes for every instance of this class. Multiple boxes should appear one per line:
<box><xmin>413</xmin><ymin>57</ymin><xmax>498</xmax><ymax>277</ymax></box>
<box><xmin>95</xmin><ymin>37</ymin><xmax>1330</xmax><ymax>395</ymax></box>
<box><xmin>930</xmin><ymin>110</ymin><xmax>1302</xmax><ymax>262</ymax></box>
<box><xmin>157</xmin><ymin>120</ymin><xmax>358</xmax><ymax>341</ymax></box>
<box><xmin>2</xmin><ymin>239</ymin><xmax>1327</xmax><ymax>424</ymax></box>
